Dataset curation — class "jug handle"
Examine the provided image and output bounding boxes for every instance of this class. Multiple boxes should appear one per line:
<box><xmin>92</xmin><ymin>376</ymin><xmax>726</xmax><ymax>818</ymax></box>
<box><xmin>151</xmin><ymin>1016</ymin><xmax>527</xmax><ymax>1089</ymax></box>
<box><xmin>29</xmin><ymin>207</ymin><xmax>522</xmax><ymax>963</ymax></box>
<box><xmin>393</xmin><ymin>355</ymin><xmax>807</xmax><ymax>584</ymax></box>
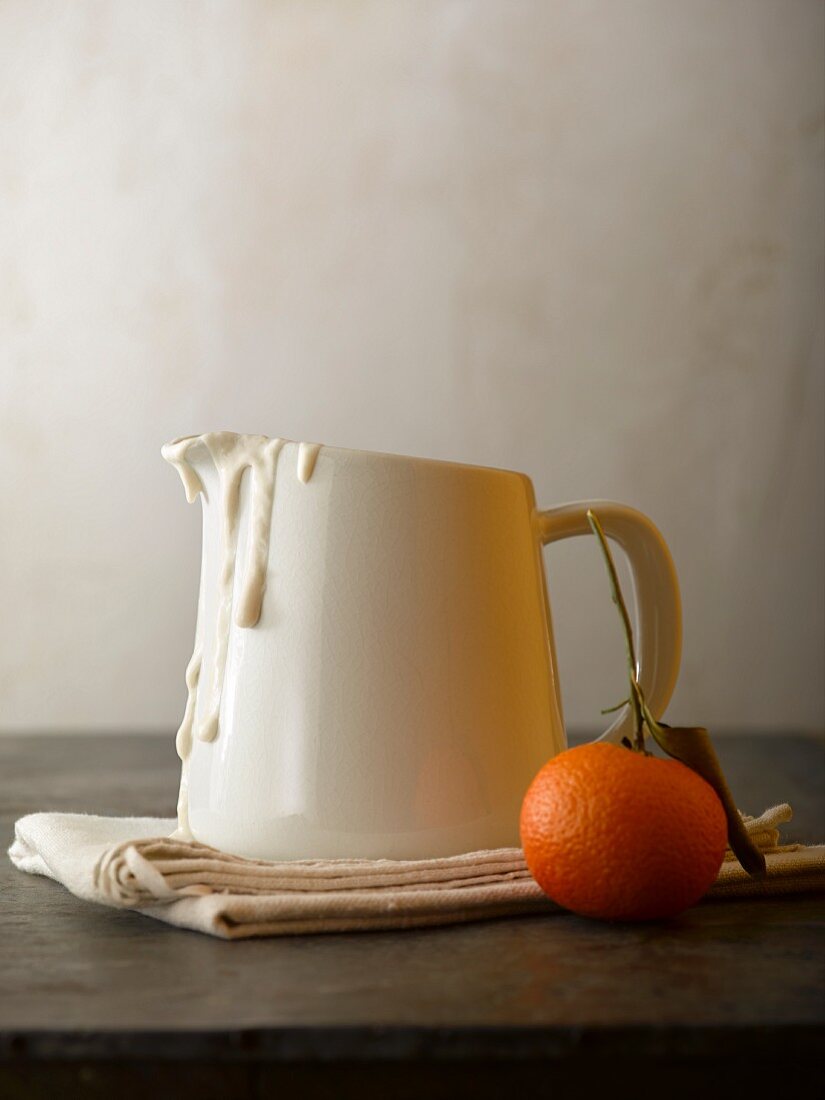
<box><xmin>536</xmin><ymin>501</ymin><xmax>682</xmax><ymax>744</ymax></box>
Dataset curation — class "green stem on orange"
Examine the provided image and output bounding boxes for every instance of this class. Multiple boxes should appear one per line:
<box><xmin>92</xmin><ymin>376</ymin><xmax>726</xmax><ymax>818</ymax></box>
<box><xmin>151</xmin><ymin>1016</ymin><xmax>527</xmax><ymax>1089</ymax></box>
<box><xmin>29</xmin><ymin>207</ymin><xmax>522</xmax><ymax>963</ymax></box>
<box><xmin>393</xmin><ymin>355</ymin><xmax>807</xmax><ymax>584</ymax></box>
<box><xmin>586</xmin><ymin>508</ymin><xmax>766</xmax><ymax>878</ymax></box>
<box><xmin>601</xmin><ymin>698</ymin><xmax>630</xmax><ymax>715</ymax></box>
<box><xmin>586</xmin><ymin>510</ymin><xmax>646</xmax><ymax>752</ymax></box>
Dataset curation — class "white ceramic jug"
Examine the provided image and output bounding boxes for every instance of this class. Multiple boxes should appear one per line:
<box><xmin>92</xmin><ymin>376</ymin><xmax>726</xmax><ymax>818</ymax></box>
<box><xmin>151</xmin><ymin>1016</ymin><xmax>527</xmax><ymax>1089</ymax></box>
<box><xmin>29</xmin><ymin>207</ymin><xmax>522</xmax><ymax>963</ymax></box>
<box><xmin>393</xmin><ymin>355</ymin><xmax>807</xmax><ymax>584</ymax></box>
<box><xmin>164</xmin><ymin>433</ymin><xmax>681</xmax><ymax>861</ymax></box>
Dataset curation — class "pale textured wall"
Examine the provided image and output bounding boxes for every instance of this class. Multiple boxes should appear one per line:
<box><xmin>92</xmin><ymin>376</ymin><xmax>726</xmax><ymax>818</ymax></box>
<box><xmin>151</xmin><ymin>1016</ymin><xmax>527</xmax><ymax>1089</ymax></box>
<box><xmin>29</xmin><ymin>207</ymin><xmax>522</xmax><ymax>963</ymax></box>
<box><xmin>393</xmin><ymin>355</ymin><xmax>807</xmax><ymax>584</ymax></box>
<box><xmin>1</xmin><ymin>0</ymin><xmax>823</xmax><ymax>733</ymax></box>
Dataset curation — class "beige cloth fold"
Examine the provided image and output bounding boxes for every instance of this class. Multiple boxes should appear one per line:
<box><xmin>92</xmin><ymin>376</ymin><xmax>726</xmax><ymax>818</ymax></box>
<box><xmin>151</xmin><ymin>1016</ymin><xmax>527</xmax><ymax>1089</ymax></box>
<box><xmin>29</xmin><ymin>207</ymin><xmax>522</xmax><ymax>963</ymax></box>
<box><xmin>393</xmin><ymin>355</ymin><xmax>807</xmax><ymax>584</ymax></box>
<box><xmin>9</xmin><ymin>804</ymin><xmax>824</xmax><ymax>939</ymax></box>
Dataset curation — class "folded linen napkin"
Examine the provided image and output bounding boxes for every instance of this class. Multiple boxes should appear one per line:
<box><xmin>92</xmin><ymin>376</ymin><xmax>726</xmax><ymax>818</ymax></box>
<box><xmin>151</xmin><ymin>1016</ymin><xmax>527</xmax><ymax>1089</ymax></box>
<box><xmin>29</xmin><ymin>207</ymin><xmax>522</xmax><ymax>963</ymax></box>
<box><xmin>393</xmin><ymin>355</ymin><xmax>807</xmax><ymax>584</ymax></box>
<box><xmin>9</xmin><ymin>805</ymin><xmax>824</xmax><ymax>939</ymax></box>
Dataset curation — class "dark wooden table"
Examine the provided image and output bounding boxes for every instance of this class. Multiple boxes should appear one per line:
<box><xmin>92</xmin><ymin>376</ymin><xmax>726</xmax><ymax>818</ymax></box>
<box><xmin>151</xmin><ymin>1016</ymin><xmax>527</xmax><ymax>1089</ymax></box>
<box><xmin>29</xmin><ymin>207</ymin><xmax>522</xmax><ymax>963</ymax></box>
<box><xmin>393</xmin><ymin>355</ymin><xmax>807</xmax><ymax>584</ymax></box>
<box><xmin>1</xmin><ymin>733</ymin><xmax>823</xmax><ymax>1099</ymax></box>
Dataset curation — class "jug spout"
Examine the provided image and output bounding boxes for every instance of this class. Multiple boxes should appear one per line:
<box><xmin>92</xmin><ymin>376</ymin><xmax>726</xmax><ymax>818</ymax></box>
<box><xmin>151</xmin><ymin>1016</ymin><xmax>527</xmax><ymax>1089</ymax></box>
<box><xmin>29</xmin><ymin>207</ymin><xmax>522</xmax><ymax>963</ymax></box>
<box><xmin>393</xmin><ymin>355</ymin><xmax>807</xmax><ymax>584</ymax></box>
<box><xmin>161</xmin><ymin>434</ymin><xmax>211</xmax><ymax>503</ymax></box>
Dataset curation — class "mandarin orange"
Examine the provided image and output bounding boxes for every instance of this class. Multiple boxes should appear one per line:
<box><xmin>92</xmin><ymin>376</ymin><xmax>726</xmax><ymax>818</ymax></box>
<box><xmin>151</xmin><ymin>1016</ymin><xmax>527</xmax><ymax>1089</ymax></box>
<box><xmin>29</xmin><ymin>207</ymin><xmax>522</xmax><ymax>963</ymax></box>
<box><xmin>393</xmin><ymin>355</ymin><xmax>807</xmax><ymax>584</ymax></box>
<box><xmin>520</xmin><ymin>741</ymin><xmax>728</xmax><ymax>921</ymax></box>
